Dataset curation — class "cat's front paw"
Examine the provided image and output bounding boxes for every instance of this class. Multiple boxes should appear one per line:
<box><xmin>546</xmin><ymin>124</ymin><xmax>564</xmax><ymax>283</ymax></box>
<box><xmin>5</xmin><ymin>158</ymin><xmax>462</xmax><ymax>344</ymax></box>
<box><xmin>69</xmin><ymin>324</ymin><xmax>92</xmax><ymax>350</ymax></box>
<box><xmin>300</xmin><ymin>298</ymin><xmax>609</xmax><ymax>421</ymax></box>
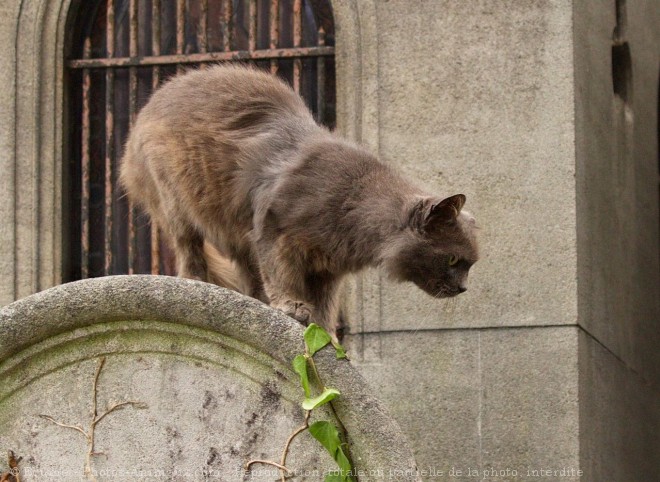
<box><xmin>273</xmin><ymin>300</ymin><xmax>312</xmax><ymax>325</ymax></box>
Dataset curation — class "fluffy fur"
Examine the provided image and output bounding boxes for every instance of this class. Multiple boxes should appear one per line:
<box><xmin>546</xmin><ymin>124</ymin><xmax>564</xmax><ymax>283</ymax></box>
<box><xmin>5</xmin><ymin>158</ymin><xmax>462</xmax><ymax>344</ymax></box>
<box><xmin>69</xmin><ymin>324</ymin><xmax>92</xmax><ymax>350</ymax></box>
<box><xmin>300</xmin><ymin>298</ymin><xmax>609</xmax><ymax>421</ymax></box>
<box><xmin>119</xmin><ymin>65</ymin><xmax>479</xmax><ymax>335</ymax></box>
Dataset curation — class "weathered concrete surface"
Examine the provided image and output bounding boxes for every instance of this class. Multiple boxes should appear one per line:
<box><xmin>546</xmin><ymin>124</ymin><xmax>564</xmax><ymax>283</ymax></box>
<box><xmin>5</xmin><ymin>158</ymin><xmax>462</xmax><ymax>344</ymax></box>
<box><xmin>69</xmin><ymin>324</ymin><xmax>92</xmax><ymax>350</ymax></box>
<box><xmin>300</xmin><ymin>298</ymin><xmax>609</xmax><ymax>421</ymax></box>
<box><xmin>340</xmin><ymin>0</ymin><xmax>577</xmax><ymax>332</ymax></box>
<box><xmin>572</xmin><ymin>2</ymin><xmax>660</xmax><ymax>478</ymax></box>
<box><xmin>344</xmin><ymin>327</ymin><xmax>580</xmax><ymax>480</ymax></box>
<box><xmin>0</xmin><ymin>276</ymin><xmax>420</xmax><ymax>481</ymax></box>
<box><xmin>573</xmin><ymin>0</ymin><xmax>660</xmax><ymax>384</ymax></box>
<box><xmin>579</xmin><ymin>331</ymin><xmax>660</xmax><ymax>481</ymax></box>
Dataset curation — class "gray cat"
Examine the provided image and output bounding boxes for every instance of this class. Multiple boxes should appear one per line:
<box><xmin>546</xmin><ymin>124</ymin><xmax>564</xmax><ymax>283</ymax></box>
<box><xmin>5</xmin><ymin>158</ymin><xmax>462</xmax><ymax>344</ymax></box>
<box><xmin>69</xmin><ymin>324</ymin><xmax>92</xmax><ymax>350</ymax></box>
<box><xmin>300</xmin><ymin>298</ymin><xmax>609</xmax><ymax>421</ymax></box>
<box><xmin>120</xmin><ymin>64</ymin><xmax>479</xmax><ymax>335</ymax></box>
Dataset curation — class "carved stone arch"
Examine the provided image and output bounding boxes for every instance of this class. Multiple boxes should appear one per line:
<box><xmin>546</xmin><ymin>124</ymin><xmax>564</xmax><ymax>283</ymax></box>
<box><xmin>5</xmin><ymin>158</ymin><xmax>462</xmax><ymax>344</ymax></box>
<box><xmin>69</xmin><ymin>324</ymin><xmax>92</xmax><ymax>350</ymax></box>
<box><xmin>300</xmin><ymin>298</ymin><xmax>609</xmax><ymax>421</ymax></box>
<box><xmin>3</xmin><ymin>0</ymin><xmax>73</xmax><ymax>304</ymax></box>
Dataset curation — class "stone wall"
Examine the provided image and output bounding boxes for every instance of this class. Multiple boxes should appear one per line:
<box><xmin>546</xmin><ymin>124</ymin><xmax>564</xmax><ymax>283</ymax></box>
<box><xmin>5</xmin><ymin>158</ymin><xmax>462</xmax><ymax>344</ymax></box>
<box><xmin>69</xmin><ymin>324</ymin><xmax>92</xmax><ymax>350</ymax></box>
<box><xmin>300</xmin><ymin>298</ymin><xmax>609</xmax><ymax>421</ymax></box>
<box><xmin>338</xmin><ymin>0</ymin><xmax>582</xmax><ymax>477</ymax></box>
<box><xmin>573</xmin><ymin>1</ymin><xmax>660</xmax><ymax>479</ymax></box>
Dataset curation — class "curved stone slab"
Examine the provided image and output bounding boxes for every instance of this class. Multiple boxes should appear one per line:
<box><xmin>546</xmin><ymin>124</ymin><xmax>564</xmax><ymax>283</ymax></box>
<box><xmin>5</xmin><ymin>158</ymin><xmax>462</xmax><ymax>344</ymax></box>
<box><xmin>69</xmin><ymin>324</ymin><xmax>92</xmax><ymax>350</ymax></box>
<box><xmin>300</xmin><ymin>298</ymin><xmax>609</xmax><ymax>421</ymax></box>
<box><xmin>0</xmin><ymin>275</ymin><xmax>419</xmax><ymax>481</ymax></box>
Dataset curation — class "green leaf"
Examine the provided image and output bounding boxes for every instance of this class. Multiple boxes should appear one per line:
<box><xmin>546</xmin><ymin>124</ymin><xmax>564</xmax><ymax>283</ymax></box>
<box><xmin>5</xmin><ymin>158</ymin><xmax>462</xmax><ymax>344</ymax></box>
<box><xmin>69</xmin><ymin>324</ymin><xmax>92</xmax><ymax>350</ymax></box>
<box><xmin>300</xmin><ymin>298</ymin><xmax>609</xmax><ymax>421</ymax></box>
<box><xmin>331</xmin><ymin>339</ymin><xmax>348</xmax><ymax>359</ymax></box>
<box><xmin>309</xmin><ymin>421</ymin><xmax>341</xmax><ymax>457</ymax></box>
<box><xmin>335</xmin><ymin>447</ymin><xmax>352</xmax><ymax>474</ymax></box>
<box><xmin>302</xmin><ymin>388</ymin><xmax>340</xmax><ymax>410</ymax></box>
<box><xmin>310</xmin><ymin>421</ymin><xmax>353</xmax><ymax>480</ymax></box>
<box><xmin>292</xmin><ymin>354</ymin><xmax>311</xmax><ymax>397</ymax></box>
<box><xmin>304</xmin><ymin>323</ymin><xmax>332</xmax><ymax>356</ymax></box>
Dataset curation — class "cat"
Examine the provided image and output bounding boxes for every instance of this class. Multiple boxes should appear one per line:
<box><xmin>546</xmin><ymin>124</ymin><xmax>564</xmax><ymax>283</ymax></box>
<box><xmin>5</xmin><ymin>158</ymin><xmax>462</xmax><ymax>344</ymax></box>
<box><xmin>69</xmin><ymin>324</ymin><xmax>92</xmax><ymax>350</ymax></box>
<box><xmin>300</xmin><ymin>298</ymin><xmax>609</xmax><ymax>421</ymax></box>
<box><xmin>119</xmin><ymin>64</ymin><xmax>479</xmax><ymax>336</ymax></box>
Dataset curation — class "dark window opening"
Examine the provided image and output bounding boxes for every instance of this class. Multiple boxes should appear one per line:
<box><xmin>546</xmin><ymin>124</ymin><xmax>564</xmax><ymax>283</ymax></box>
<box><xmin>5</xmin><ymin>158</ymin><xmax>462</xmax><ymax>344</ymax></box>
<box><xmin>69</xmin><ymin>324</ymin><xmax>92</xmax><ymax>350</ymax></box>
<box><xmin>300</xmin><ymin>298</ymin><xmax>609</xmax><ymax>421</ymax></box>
<box><xmin>612</xmin><ymin>42</ymin><xmax>632</xmax><ymax>104</ymax></box>
<box><xmin>612</xmin><ymin>0</ymin><xmax>632</xmax><ymax>105</ymax></box>
<box><xmin>64</xmin><ymin>0</ymin><xmax>336</xmax><ymax>282</ymax></box>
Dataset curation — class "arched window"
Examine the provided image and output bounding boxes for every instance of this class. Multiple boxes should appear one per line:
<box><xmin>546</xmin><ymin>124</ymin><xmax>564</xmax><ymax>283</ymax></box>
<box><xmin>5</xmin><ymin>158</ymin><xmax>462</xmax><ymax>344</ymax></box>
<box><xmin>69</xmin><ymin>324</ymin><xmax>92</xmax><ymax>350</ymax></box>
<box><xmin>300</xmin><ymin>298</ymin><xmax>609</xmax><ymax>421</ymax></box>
<box><xmin>64</xmin><ymin>0</ymin><xmax>335</xmax><ymax>281</ymax></box>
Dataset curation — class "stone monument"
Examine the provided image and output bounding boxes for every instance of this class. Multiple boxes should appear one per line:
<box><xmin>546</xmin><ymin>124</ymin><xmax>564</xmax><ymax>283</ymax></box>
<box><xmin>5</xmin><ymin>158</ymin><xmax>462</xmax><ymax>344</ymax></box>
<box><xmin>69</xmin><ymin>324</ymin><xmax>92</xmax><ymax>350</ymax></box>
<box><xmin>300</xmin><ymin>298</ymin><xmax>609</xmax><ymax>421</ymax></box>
<box><xmin>0</xmin><ymin>276</ymin><xmax>419</xmax><ymax>481</ymax></box>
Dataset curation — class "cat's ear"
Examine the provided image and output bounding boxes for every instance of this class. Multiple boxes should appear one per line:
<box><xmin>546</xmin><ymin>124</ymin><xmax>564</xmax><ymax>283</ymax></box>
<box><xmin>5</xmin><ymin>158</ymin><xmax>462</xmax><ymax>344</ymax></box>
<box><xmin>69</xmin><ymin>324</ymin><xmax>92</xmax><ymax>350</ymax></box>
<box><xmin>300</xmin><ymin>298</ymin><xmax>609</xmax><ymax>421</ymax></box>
<box><xmin>410</xmin><ymin>194</ymin><xmax>466</xmax><ymax>233</ymax></box>
<box><xmin>429</xmin><ymin>194</ymin><xmax>466</xmax><ymax>222</ymax></box>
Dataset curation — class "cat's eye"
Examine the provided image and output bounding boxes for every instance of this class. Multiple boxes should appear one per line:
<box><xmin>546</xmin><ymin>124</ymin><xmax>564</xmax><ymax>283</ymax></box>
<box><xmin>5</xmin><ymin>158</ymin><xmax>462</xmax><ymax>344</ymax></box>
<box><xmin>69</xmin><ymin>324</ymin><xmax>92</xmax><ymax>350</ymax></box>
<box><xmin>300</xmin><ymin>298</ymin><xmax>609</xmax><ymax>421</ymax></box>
<box><xmin>448</xmin><ymin>255</ymin><xmax>459</xmax><ymax>266</ymax></box>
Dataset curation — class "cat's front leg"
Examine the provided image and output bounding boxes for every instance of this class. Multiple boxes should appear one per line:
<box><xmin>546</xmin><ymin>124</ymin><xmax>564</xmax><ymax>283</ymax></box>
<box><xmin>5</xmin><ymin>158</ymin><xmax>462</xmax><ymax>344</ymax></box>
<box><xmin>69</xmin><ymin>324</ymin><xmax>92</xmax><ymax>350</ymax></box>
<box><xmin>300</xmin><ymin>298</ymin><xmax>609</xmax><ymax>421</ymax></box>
<box><xmin>255</xmin><ymin>239</ymin><xmax>315</xmax><ymax>325</ymax></box>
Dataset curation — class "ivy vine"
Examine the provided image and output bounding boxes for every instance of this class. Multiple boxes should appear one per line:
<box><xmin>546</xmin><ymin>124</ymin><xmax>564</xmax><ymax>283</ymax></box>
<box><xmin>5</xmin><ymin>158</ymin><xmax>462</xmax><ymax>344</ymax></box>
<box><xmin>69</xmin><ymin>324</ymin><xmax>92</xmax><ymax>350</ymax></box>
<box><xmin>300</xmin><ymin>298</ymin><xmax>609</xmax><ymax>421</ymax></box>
<box><xmin>245</xmin><ymin>324</ymin><xmax>356</xmax><ymax>481</ymax></box>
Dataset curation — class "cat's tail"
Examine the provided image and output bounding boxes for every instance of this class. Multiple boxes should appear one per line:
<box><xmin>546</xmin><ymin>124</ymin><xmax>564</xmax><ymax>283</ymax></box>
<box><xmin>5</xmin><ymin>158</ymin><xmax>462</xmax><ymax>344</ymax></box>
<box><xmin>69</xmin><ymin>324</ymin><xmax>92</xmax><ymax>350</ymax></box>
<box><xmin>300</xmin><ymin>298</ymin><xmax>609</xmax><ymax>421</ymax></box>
<box><xmin>203</xmin><ymin>242</ymin><xmax>252</xmax><ymax>294</ymax></box>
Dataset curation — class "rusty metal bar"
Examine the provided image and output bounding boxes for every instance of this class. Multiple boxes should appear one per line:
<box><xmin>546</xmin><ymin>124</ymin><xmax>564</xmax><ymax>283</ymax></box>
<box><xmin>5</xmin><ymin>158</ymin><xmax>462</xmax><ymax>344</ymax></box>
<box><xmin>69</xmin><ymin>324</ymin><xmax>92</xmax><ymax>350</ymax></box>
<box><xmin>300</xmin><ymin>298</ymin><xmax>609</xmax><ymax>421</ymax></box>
<box><xmin>151</xmin><ymin>0</ymin><xmax>161</xmax><ymax>274</ymax></box>
<box><xmin>249</xmin><ymin>0</ymin><xmax>257</xmax><ymax>52</ymax></box>
<box><xmin>316</xmin><ymin>27</ymin><xmax>326</xmax><ymax>123</ymax></box>
<box><xmin>269</xmin><ymin>0</ymin><xmax>279</xmax><ymax>73</ymax></box>
<box><xmin>223</xmin><ymin>0</ymin><xmax>233</xmax><ymax>52</ymax></box>
<box><xmin>127</xmin><ymin>0</ymin><xmax>138</xmax><ymax>274</ymax></box>
<box><xmin>151</xmin><ymin>222</ymin><xmax>161</xmax><ymax>274</ymax></box>
<box><xmin>176</xmin><ymin>0</ymin><xmax>185</xmax><ymax>73</ymax></box>
<box><xmin>129</xmin><ymin>0</ymin><xmax>138</xmax><ymax>60</ymax></box>
<box><xmin>72</xmin><ymin>0</ymin><xmax>335</xmax><ymax>280</ymax></box>
<box><xmin>199</xmin><ymin>0</ymin><xmax>208</xmax><ymax>53</ymax></box>
<box><xmin>81</xmin><ymin>37</ymin><xmax>92</xmax><ymax>279</ymax></box>
<box><xmin>152</xmin><ymin>0</ymin><xmax>161</xmax><ymax>88</ymax></box>
<box><xmin>152</xmin><ymin>0</ymin><xmax>161</xmax><ymax>61</ymax></box>
<box><xmin>68</xmin><ymin>46</ymin><xmax>334</xmax><ymax>68</ymax></box>
<box><xmin>293</xmin><ymin>0</ymin><xmax>302</xmax><ymax>93</ymax></box>
<box><xmin>104</xmin><ymin>0</ymin><xmax>115</xmax><ymax>275</ymax></box>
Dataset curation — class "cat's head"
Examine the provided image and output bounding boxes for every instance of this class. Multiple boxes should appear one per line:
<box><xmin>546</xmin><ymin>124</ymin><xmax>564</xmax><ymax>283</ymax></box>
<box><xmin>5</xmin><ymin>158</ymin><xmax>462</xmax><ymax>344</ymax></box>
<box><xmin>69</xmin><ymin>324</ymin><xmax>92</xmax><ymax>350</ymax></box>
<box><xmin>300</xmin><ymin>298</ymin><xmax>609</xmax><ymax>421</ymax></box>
<box><xmin>383</xmin><ymin>194</ymin><xmax>479</xmax><ymax>298</ymax></box>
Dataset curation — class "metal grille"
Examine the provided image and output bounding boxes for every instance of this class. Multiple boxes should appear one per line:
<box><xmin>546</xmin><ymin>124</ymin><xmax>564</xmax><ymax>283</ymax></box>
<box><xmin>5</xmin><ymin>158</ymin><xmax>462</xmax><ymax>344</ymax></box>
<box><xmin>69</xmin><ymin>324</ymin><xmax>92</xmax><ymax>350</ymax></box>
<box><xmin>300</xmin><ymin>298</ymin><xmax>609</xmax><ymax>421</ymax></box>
<box><xmin>64</xmin><ymin>0</ymin><xmax>335</xmax><ymax>281</ymax></box>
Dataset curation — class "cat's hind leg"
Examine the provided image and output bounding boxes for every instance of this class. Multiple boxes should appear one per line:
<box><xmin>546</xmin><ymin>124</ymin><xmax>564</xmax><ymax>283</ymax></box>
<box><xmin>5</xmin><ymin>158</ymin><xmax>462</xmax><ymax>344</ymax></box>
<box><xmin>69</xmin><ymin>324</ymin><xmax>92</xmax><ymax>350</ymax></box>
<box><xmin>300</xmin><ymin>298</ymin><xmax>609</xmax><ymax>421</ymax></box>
<box><xmin>203</xmin><ymin>234</ymin><xmax>270</xmax><ymax>303</ymax></box>
<box><xmin>153</xmin><ymin>204</ymin><xmax>207</xmax><ymax>281</ymax></box>
<box><xmin>141</xmin><ymin>175</ymin><xmax>209</xmax><ymax>282</ymax></box>
<box><xmin>233</xmin><ymin>255</ymin><xmax>269</xmax><ymax>303</ymax></box>
<box><xmin>171</xmin><ymin>225</ymin><xmax>208</xmax><ymax>281</ymax></box>
<box><xmin>204</xmin><ymin>242</ymin><xmax>250</xmax><ymax>293</ymax></box>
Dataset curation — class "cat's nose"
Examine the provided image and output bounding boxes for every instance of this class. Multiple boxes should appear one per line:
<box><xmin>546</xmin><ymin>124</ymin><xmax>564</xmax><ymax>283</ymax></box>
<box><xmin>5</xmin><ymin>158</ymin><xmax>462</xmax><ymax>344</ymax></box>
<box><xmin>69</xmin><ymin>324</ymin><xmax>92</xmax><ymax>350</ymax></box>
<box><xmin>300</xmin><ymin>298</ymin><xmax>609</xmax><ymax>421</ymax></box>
<box><xmin>458</xmin><ymin>286</ymin><xmax>467</xmax><ymax>293</ymax></box>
